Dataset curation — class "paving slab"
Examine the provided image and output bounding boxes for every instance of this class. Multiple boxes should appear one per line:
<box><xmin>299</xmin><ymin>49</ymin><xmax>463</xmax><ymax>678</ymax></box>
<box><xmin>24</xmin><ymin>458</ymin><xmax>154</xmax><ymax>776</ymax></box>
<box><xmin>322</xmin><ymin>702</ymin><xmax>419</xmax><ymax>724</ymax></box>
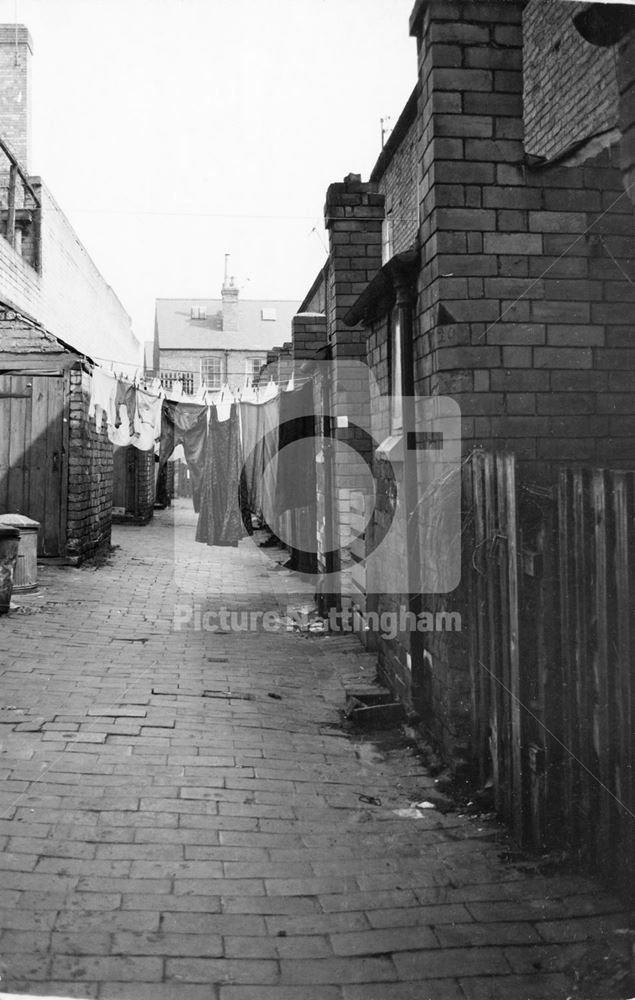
<box><xmin>0</xmin><ymin>500</ymin><xmax>631</xmax><ymax>998</ymax></box>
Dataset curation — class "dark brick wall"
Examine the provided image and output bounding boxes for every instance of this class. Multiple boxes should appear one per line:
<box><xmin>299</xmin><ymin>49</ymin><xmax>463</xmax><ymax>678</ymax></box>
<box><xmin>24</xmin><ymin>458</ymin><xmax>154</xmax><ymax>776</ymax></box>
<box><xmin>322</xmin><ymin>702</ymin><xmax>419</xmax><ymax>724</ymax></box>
<box><xmin>292</xmin><ymin>313</ymin><xmax>327</xmax><ymax>362</ymax></box>
<box><xmin>524</xmin><ymin>0</ymin><xmax>619</xmax><ymax>159</ymax></box>
<box><xmin>135</xmin><ymin>449</ymin><xmax>155</xmax><ymax>523</ymax></box>
<box><xmin>323</xmin><ymin>176</ymin><xmax>385</xmax><ymax>606</ymax></box>
<box><xmin>66</xmin><ymin>369</ymin><xmax>113</xmax><ymax>564</ymax></box>
<box><xmin>0</xmin><ymin>311</ymin><xmax>58</xmax><ymax>353</ymax></box>
<box><xmin>325</xmin><ymin>174</ymin><xmax>384</xmax><ymax>358</ymax></box>
<box><xmin>618</xmin><ymin>28</ymin><xmax>635</xmax><ymax>200</ymax></box>
<box><xmin>408</xmin><ymin>0</ymin><xmax>635</xmax><ymax>487</ymax></box>
<box><xmin>375</xmin><ymin>114</ymin><xmax>419</xmax><ymax>257</ymax></box>
<box><xmin>356</xmin><ymin>0</ymin><xmax>635</xmax><ymax>761</ymax></box>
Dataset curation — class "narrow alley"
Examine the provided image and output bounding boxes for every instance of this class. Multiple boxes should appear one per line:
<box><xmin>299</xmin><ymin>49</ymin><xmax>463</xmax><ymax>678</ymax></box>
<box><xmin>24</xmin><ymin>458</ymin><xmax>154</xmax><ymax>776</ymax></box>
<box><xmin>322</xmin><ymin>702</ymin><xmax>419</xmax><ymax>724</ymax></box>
<box><xmin>0</xmin><ymin>502</ymin><xmax>631</xmax><ymax>1000</ymax></box>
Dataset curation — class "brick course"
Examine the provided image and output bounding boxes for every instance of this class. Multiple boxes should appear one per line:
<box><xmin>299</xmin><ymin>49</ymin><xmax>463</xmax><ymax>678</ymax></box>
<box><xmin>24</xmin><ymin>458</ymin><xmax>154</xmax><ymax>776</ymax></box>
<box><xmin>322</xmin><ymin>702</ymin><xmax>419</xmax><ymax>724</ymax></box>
<box><xmin>66</xmin><ymin>369</ymin><xmax>113</xmax><ymax>564</ymax></box>
<box><xmin>0</xmin><ymin>26</ymin><xmax>32</xmax><ymax>169</ymax></box>
<box><xmin>524</xmin><ymin>0</ymin><xmax>619</xmax><ymax>160</ymax></box>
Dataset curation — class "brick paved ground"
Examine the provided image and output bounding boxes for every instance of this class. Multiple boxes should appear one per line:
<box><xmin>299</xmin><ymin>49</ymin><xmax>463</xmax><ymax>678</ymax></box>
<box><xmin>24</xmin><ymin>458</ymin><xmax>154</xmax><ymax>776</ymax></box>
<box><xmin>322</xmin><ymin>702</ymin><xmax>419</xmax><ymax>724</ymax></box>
<box><xmin>0</xmin><ymin>500</ymin><xmax>631</xmax><ymax>1000</ymax></box>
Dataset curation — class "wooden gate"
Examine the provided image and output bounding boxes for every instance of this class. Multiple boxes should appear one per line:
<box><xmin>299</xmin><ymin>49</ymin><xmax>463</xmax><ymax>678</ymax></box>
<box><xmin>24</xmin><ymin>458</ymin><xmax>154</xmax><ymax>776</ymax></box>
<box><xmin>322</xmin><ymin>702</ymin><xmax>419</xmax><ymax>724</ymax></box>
<box><xmin>0</xmin><ymin>372</ymin><xmax>68</xmax><ymax>556</ymax></box>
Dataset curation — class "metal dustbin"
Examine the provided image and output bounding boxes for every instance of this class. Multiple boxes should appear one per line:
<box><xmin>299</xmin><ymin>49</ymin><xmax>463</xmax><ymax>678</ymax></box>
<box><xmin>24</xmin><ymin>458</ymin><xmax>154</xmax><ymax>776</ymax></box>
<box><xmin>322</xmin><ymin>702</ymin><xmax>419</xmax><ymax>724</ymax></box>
<box><xmin>0</xmin><ymin>526</ymin><xmax>19</xmax><ymax>614</ymax></box>
<box><xmin>0</xmin><ymin>514</ymin><xmax>40</xmax><ymax>592</ymax></box>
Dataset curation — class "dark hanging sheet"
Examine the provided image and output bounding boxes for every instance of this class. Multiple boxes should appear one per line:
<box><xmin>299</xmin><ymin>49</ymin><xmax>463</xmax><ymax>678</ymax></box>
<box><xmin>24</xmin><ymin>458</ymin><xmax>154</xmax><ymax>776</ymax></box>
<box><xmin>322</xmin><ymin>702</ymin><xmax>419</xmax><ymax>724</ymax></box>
<box><xmin>276</xmin><ymin>380</ymin><xmax>317</xmax><ymax>514</ymax></box>
<box><xmin>158</xmin><ymin>400</ymin><xmax>208</xmax><ymax>512</ymax></box>
<box><xmin>196</xmin><ymin>403</ymin><xmax>248</xmax><ymax>547</ymax></box>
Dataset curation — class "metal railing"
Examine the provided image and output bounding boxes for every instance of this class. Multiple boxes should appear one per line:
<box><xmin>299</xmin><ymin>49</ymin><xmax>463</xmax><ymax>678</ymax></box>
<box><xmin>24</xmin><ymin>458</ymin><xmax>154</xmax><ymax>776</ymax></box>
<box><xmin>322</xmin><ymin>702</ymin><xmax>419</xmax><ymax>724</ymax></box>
<box><xmin>0</xmin><ymin>134</ymin><xmax>41</xmax><ymax>270</ymax></box>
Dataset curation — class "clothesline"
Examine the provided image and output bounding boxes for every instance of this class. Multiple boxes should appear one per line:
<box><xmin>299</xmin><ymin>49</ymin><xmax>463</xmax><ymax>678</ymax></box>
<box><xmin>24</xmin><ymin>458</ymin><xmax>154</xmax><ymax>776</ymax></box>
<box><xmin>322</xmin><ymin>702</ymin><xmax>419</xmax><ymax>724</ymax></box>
<box><xmin>84</xmin><ymin>363</ymin><xmax>319</xmax><ymax>550</ymax></box>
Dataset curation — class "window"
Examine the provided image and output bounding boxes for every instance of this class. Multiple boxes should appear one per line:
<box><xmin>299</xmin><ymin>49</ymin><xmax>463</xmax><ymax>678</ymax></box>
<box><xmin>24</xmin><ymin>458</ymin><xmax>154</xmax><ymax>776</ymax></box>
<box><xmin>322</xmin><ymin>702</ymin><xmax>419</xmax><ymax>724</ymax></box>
<box><xmin>382</xmin><ymin>217</ymin><xmax>394</xmax><ymax>266</ymax></box>
<box><xmin>201</xmin><ymin>356</ymin><xmax>223</xmax><ymax>389</ymax></box>
<box><xmin>246</xmin><ymin>357</ymin><xmax>262</xmax><ymax>380</ymax></box>
<box><xmin>161</xmin><ymin>370</ymin><xmax>194</xmax><ymax>395</ymax></box>
<box><xmin>261</xmin><ymin>308</ymin><xmax>277</xmax><ymax>321</ymax></box>
<box><xmin>389</xmin><ymin>306</ymin><xmax>403</xmax><ymax>433</ymax></box>
<box><xmin>190</xmin><ymin>306</ymin><xmax>207</xmax><ymax>320</ymax></box>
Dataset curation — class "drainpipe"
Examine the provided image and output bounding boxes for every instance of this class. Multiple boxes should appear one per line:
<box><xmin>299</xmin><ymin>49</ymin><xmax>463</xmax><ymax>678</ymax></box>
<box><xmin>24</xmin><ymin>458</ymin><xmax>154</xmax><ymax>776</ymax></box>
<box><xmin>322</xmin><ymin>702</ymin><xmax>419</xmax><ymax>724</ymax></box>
<box><xmin>394</xmin><ymin>265</ymin><xmax>423</xmax><ymax>684</ymax></box>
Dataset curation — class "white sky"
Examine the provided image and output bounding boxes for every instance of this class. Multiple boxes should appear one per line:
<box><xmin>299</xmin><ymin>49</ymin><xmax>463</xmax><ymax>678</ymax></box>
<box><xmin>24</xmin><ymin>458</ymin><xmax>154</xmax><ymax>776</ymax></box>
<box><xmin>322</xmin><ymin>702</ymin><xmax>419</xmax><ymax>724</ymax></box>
<box><xmin>0</xmin><ymin>0</ymin><xmax>417</xmax><ymax>348</ymax></box>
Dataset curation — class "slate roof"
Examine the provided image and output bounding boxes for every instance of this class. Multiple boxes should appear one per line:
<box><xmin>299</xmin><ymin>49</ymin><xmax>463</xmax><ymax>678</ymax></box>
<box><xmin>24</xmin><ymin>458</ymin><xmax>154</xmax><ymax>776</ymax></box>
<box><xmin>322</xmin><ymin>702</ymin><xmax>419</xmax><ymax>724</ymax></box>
<box><xmin>155</xmin><ymin>298</ymin><xmax>300</xmax><ymax>352</ymax></box>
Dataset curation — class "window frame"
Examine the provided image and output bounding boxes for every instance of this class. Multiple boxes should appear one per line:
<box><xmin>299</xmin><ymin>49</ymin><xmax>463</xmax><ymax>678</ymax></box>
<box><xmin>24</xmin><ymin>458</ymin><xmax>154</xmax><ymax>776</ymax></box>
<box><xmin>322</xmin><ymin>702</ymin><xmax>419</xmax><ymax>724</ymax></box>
<box><xmin>200</xmin><ymin>356</ymin><xmax>223</xmax><ymax>390</ymax></box>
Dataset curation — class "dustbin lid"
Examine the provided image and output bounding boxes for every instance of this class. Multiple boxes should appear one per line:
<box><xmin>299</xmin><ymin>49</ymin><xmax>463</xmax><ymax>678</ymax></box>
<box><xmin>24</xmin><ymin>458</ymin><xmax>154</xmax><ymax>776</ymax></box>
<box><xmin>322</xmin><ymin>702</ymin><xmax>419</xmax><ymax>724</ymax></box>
<box><xmin>0</xmin><ymin>526</ymin><xmax>19</xmax><ymax>539</ymax></box>
<box><xmin>0</xmin><ymin>514</ymin><xmax>40</xmax><ymax>531</ymax></box>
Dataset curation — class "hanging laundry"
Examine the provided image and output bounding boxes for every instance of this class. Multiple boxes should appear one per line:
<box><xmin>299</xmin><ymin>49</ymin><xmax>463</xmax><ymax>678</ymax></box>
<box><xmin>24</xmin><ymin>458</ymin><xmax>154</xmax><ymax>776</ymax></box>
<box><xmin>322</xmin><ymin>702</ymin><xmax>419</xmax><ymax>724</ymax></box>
<box><xmin>134</xmin><ymin>388</ymin><xmax>163</xmax><ymax>452</ymax></box>
<box><xmin>259</xmin><ymin>379</ymin><xmax>278</xmax><ymax>402</ymax></box>
<box><xmin>155</xmin><ymin>460</ymin><xmax>171</xmax><ymax>510</ymax></box>
<box><xmin>260</xmin><ymin>393</ymin><xmax>281</xmax><ymax>533</ymax></box>
<box><xmin>276</xmin><ymin>379</ymin><xmax>317</xmax><ymax>513</ymax></box>
<box><xmin>238</xmin><ymin>401</ymin><xmax>262</xmax><ymax>515</ymax></box>
<box><xmin>114</xmin><ymin>380</ymin><xmax>136</xmax><ymax>433</ymax></box>
<box><xmin>88</xmin><ymin>368</ymin><xmax>117</xmax><ymax>431</ymax></box>
<box><xmin>109</xmin><ymin>381</ymin><xmax>137</xmax><ymax>447</ymax></box>
<box><xmin>273</xmin><ymin>380</ymin><xmax>318</xmax><ymax>572</ymax></box>
<box><xmin>215</xmin><ymin>385</ymin><xmax>233</xmax><ymax>423</ymax></box>
<box><xmin>159</xmin><ymin>400</ymin><xmax>208</xmax><ymax>511</ymax></box>
<box><xmin>196</xmin><ymin>403</ymin><xmax>248</xmax><ymax>547</ymax></box>
<box><xmin>240</xmin><ymin>381</ymin><xmax>259</xmax><ymax>404</ymax></box>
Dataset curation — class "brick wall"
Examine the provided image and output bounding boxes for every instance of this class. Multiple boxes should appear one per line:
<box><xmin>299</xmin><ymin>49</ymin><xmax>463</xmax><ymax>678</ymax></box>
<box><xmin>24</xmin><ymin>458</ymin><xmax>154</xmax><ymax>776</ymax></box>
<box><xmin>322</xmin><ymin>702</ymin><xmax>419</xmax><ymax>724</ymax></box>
<box><xmin>0</xmin><ymin>310</ymin><xmax>59</xmax><ymax>355</ymax></box>
<box><xmin>0</xmin><ymin>26</ymin><xmax>32</xmax><ymax>169</ymax></box>
<box><xmin>323</xmin><ymin>175</ymin><xmax>385</xmax><ymax>605</ymax></box>
<box><xmin>408</xmin><ymin>0</ymin><xmax>635</xmax><ymax>485</ymax></box>
<box><xmin>618</xmin><ymin>27</ymin><xmax>635</xmax><ymax>200</ymax></box>
<box><xmin>291</xmin><ymin>313</ymin><xmax>327</xmax><ymax>361</ymax></box>
<box><xmin>66</xmin><ymin>369</ymin><xmax>113</xmax><ymax>564</ymax></box>
<box><xmin>322</xmin><ymin>0</ymin><xmax>635</xmax><ymax>761</ymax></box>
<box><xmin>0</xmin><ymin>205</ymin><xmax>39</xmax><ymax>313</ymax></box>
<box><xmin>418</xmin><ymin>0</ymin><xmax>633</xmax><ymax>759</ymax></box>
<box><xmin>371</xmin><ymin>87</ymin><xmax>420</xmax><ymax>258</ymax></box>
<box><xmin>0</xmin><ymin>180</ymin><xmax>138</xmax><ymax>369</ymax></box>
<box><xmin>135</xmin><ymin>449</ymin><xmax>155</xmax><ymax>523</ymax></box>
<box><xmin>524</xmin><ymin>0</ymin><xmax>618</xmax><ymax>160</ymax></box>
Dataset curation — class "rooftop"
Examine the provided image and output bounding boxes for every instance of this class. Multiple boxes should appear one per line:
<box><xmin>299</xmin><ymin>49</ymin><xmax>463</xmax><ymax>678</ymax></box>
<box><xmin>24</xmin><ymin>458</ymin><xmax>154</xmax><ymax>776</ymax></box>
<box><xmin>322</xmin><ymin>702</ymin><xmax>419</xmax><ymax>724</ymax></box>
<box><xmin>155</xmin><ymin>297</ymin><xmax>301</xmax><ymax>352</ymax></box>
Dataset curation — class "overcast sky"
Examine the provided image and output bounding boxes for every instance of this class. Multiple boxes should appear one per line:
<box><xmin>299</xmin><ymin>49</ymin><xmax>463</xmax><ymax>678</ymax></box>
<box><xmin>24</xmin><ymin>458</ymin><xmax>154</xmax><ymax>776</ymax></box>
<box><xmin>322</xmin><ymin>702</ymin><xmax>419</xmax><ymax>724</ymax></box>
<box><xmin>0</xmin><ymin>0</ymin><xmax>417</xmax><ymax>349</ymax></box>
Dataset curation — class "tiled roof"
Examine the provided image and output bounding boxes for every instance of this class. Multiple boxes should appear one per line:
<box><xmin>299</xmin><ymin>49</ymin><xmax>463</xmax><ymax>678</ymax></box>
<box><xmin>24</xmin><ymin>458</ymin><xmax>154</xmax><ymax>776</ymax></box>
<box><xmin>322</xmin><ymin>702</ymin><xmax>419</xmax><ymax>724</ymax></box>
<box><xmin>155</xmin><ymin>298</ymin><xmax>300</xmax><ymax>352</ymax></box>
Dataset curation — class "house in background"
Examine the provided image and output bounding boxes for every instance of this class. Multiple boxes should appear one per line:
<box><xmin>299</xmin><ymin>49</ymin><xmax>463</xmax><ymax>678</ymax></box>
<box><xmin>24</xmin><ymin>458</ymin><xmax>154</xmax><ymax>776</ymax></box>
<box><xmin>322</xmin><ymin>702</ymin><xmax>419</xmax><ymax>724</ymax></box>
<box><xmin>148</xmin><ymin>266</ymin><xmax>300</xmax><ymax>395</ymax></box>
<box><xmin>0</xmin><ymin>25</ymin><xmax>146</xmax><ymax>563</ymax></box>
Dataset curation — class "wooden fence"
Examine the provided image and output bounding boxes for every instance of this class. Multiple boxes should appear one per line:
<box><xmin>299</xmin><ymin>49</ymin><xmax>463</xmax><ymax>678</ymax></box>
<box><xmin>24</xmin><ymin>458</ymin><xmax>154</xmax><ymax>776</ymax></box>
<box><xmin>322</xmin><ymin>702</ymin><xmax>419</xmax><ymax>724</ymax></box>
<box><xmin>557</xmin><ymin>468</ymin><xmax>635</xmax><ymax>887</ymax></box>
<box><xmin>464</xmin><ymin>451</ymin><xmax>635</xmax><ymax>891</ymax></box>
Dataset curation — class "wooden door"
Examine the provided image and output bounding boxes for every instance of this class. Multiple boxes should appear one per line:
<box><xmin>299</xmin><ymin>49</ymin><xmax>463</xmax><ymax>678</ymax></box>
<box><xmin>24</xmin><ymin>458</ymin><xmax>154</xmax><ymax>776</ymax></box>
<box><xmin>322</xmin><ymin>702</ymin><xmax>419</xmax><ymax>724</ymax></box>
<box><xmin>0</xmin><ymin>373</ymin><xmax>67</xmax><ymax>556</ymax></box>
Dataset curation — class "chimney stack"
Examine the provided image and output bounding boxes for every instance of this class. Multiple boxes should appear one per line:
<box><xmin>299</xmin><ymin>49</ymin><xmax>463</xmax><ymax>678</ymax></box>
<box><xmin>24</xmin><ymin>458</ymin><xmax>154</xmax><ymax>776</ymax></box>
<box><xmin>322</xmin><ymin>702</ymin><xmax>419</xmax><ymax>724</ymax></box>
<box><xmin>0</xmin><ymin>25</ymin><xmax>33</xmax><ymax>170</ymax></box>
<box><xmin>221</xmin><ymin>255</ymin><xmax>239</xmax><ymax>333</ymax></box>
